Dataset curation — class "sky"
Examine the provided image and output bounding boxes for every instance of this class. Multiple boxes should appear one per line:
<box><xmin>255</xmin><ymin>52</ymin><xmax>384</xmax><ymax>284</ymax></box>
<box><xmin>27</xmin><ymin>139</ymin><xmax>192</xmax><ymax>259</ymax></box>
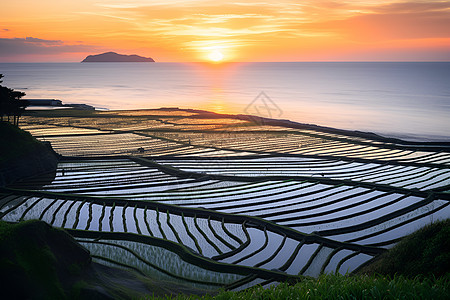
<box><xmin>0</xmin><ymin>0</ymin><xmax>449</xmax><ymax>62</ymax></box>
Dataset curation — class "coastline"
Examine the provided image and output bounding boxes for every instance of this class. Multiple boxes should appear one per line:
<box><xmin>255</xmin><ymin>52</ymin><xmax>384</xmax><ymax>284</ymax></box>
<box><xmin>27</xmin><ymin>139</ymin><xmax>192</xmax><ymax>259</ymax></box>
<box><xmin>3</xmin><ymin>62</ymin><xmax>449</xmax><ymax>142</ymax></box>
<box><xmin>28</xmin><ymin>106</ymin><xmax>450</xmax><ymax>144</ymax></box>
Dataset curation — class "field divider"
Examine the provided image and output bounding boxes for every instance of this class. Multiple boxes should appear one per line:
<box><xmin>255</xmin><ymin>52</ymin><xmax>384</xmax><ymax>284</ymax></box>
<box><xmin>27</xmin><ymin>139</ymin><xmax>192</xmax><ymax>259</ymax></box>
<box><xmin>109</xmin><ymin>202</ymin><xmax>115</xmax><ymax>232</ymax></box>
<box><xmin>151</xmin><ymin>151</ymin><xmax>450</xmax><ymax>170</ymax></box>
<box><xmin>335</xmin><ymin>251</ymin><xmax>360</xmax><ymax>274</ymax></box>
<box><xmin>279</xmin><ymin>240</ymin><xmax>305</xmax><ymax>272</ymax></box>
<box><xmin>19</xmin><ymin>197</ymin><xmax>43</xmax><ymax>221</ymax></box>
<box><xmin>254</xmin><ymin>234</ymin><xmax>287</xmax><ymax>268</ymax></box>
<box><xmin>0</xmin><ymin>194</ymin><xmax>20</xmax><ymax>211</ymax></box>
<box><xmin>156</xmin><ymin>208</ymin><xmax>166</xmax><ymax>239</ymax></box>
<box><xmin>320</xmin><ymin>247</ymin><xmax>343</xmax><ymax>275</ymax></box>
<box><xmin>182</xmin><ymin>212</ymin><xmax>203</xmax><ymax>255</ymax></box>
<box><xmin>134</xmin><ymin>129</ymin><xmax>450</xmax><ymax>164</ymax></box>
<box><xmin>99</xmin><ymin>202</ymin><xmax>106</xmax><ymax>231</ymax></box>
<box><xmin>38</xmin><ymin>198</ymin><xmax>58</xmax><ymax>221</ymax></box>
<box><xmin>51</xmin><ymin>199</ymin><xmax>68</xmax><ymax>225</ymax></box>
<box><xmin>221</xmin><ymin>218</ymin><xmax>243</xmax><ymax>245</ymax></box>
<box><xmin>316</xmin><ymin>193</ymin><xmax>436</xmax><ymax>236</ymax></box>
<box><xmin>299</xmin><ymin>244</ymin><xmax>323</xmax><ymax>275</ymax></box>
<box><xmin>346</xmin><ymin>200</ymin><xmax>450</xmax><ymax>245</ymax></box>
<box><xmin>133</xmin><ymin>205</ymin><xmax>141</xmax><ymax>235</ymax></box>
<box><xmin>0</xmin><ymin>196</ymin><xmax>31</xmax><ymax>219</ymax></box>
<box><xmin>167</xmin><ymin>210</ymin><xmax>183</xmax><ymax>244</ymax></box>
<box><xmin>212</xmin><ymin>222</ymin><xmax>251</xmax><ymax>261</ymax></box>
<box><xmin>269</xmin><ymin>190</ymin><xmax>396</xmax><ymax>224</ymax></box>
<box><xmin>233</xmin><ymin>227</ymin><xmax>269</xmax><ymax>264</ymax></box>
<box><xmin>250</xmin><ymin>188</ymin><xmax>375</xmax><ymax>220</ymax></box>
<box><xmin>143</xmin><ymin>207</ymin><xmax>153</xmax><ymax>236</ymax></box>
<box><xmin>122</xmin><ymin>204</ymin><xmax>128</xmax><ymax>232</ymax></box>
<box><xmin>85</xmin><ymin>202</ymin><xmax>93</xmax><ymax>230</ymax></box>
<box><xmin>194</xmin><ymin>214</ymin><xmax>223</xmax><ymax>255</ymax></box>
<box><xmin>208</xmin><ymin>216</ymin><xmax>236</xmax><ymax>251</ymax></box>
<box><xmin>282</xmin><ymin>193</ymin><xmax>413</xmax><ymax>227</ymax></box>
<box><xmin>61</xmin><ymin>200</ymin><xmax>77</xmax><ymax>228</ymax></box>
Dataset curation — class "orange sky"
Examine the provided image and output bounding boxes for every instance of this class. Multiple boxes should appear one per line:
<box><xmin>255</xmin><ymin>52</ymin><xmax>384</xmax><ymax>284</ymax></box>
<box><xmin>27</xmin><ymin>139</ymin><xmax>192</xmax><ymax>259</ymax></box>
<box><xmin>0</xmin><ymin>0</ymin><xmax>449</xmax><ymax>62</ymax></box>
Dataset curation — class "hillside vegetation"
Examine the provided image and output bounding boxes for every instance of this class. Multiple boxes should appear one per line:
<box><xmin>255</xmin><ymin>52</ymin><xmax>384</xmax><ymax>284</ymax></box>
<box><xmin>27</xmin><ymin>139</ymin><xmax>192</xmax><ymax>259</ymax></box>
<box><xmin>0</xmin><ymin>220</ymin><xmax>212</xmax><ymax>299</ymax></box>
<box><xmin>358</xmin><ymin>218</ymin><xmax>450</xmax><ymax>278</ymax></box>
<box><xmin>0</xmin><ymin>122</ymin><xmax>41</xmax><ymax>165</ymax></box>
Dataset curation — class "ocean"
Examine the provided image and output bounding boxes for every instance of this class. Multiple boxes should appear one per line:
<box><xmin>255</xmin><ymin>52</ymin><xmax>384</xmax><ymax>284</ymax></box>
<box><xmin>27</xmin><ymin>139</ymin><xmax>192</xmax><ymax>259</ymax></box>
<box><xmin>1</xmin><ymin>62</ymin><xmax>449</xmax><ymax>141</ymax></box>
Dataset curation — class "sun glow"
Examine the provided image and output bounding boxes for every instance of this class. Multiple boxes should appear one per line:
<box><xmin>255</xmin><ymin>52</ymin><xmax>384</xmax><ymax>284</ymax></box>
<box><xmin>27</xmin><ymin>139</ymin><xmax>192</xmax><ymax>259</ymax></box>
<box><xmin>208</xmin><ymin>50</ymin><xmax>224</xmax><ymax>62</ymax></box>
<box><xmin>0</xmin><ymin>1</ymin><xmax>448</xmax><ymax>62</ymax></box>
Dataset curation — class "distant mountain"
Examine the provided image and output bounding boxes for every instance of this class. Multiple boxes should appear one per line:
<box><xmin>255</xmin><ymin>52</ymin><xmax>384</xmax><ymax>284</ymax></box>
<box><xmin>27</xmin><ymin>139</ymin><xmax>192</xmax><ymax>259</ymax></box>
<box><xmin>81</xmin><ymin>52</ymin><xmax>155</xmax><ymax>62</ymax></box>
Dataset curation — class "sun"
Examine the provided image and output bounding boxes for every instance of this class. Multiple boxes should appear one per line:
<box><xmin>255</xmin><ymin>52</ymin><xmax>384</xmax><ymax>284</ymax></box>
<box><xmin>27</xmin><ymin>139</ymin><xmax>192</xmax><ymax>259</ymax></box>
<box><xmin>208</xmin><ymin>50</ymin><xmax>224</xmax><ymax>62</ymax></box>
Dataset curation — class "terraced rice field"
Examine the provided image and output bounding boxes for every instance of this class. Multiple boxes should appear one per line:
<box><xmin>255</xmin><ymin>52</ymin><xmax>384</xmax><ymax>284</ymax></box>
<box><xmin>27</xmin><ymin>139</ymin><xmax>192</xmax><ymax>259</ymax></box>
<box><xmin>1</xmin><ymin>109</ymin><xmax>449</xmax><ymax>291</ymax></box>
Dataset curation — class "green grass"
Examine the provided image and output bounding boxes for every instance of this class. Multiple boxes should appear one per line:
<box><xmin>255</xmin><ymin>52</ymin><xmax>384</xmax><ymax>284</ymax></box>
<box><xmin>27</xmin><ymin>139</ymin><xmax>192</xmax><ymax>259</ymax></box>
<box><xmin>152</xmin><ymin>274</ymin><xmax>450</xmax><ymax>300</ymax></box>
<box><xmin>358</xmin><ymin>218</ymin><xmax>450</xmax><ymax>278</ymax></box>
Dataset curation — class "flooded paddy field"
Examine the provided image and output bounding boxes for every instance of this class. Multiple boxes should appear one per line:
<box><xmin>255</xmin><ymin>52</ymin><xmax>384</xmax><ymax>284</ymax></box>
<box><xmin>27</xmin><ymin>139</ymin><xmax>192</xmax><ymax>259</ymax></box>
<box><xmin>2</xmin><ymin>108</ymin><xmax>449</xmax><ymax>291</ymax></box>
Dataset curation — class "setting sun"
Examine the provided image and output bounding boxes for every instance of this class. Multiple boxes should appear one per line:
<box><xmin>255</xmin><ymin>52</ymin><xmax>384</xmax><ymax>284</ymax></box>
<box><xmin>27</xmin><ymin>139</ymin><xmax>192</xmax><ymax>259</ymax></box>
<box><xmin>208</xmin><ymin>51</ymin><xmax>224</xmax><ymax>62</ymax></box>
<box><xmin>0</xmin><ymin>1</ymin><xmax>449</xmax><ymax>62</ymax></box>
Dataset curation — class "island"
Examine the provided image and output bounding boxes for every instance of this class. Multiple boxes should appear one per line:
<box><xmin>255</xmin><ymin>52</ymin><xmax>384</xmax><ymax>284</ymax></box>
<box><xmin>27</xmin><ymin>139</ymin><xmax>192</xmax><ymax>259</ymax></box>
<box><xmin>81</xmin><ymin>52</ymin><xmax>155</xmax><ymax>62</ymax></box>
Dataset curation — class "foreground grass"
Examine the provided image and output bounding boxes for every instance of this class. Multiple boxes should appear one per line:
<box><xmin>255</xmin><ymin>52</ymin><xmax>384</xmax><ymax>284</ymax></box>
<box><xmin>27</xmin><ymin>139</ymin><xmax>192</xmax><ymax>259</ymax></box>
<box><xmin>358</xmin><ymin>219</ymin><xmax>450</xmax><ymax>278</ymax></box>
<box><xmin>153</xmin><ymin>274</ymin><xmax>450</xmax><ymax>300</ymax></box>
<box><xmin>153</xmin><ymin>219</ymin><xmax>450</xmax><ymax>299</ymax></box>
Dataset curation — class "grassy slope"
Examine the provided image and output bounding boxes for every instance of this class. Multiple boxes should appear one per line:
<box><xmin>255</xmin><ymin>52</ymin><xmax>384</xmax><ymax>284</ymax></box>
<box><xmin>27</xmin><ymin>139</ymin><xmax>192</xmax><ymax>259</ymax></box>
<box><xmin>0</xmin><ymin>220</ymin><xmax>214</xmax><ymax>299</ymax></box>
<box><xmin>0</xmin><ymin>122</ymin><xmax>42</xmax><ymax>165</ymax></box>
<box><xmin>358</xmin><ymin>218</ymin><xmax>450</xmax><ymax>278</ymax></box>
<box><xmin>158</xmin><ymin>275</ymin><xmax>450</xmax><ymax>300</ymax></box>
<box><xmin>0</xmin><ymin>220</ymin><xmax>89</xmax><ymax>299</ymax></box>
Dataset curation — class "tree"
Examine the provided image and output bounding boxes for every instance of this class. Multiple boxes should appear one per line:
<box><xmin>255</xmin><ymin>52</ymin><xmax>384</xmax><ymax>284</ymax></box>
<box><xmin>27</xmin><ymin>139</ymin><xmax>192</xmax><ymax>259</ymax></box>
<box><xmin>11</xmin><ymin>91</ymin><xmax>28</xmax><ymax>126</ymax></box>
<box><xmin>0</xmin><ymin>74</ymin><xmax>28</xmax><ymax>126</ymax></box>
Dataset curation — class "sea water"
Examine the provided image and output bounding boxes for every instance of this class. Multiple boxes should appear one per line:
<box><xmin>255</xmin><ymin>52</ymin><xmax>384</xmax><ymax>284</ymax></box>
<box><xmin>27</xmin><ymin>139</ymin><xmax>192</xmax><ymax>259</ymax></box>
<box><xmin>1</xmin><ymin>62</ymin><xmax>449</xmax><ymax>141</ymax></box>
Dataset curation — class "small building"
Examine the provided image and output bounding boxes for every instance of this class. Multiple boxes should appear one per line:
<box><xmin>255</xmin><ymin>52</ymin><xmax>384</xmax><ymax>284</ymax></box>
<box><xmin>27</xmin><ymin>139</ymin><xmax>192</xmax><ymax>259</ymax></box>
<box><xmin>26</xmin><ymin>99</ymin><xmax>63</xmax><ymax>106</ymax></box>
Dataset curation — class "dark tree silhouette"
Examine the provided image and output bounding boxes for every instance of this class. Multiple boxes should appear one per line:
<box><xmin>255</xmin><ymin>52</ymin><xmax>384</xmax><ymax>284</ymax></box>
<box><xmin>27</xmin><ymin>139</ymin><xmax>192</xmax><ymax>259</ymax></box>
<box><xmin>0</xmin><ymin>74</ymin><xmax>28</xmax><ymax>126</ymax></box>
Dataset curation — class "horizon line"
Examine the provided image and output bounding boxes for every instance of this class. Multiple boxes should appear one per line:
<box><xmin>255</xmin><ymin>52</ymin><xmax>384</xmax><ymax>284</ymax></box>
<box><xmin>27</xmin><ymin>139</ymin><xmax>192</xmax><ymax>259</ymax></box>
<box><xmin>1</xmin><ymin>60</ymin><xmax>450</xmax><ymax>64</ymax></box>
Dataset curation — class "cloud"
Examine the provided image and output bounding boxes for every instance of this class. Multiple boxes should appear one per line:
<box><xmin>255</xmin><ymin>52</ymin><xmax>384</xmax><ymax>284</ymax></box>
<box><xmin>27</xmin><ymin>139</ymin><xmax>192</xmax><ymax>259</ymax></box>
<box><xmin>79</xmin><ymin>0</ymin><xmax>448</xmax><ymax>61</ymax></box>
<box><xmin>0</xmin><ymin>37</ymin><xmax>98</xmax><ymax>56</ymax></box>
<box><xmin>99</xmin><ymin>2</ymin><xmax>314</xmax><ymax>50</ymax></box>
<box><xmin>301</xmin><ymin>2</ymin><xmax>450</xmax><ymax>42</ymax></box>
<box><xmin>23</xmin><ymin>37</ymin><xmax>63</xmax><ymax>45</ymax></box>
<box><xmin>2</xmin><ymin>1</ymin><xmax>450</xmax><ymax>61</ymax></box>
<box><xmin>371</xmin><ymin>1</ymin><xmax>450</xmax><ymax>14</ymax></box>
